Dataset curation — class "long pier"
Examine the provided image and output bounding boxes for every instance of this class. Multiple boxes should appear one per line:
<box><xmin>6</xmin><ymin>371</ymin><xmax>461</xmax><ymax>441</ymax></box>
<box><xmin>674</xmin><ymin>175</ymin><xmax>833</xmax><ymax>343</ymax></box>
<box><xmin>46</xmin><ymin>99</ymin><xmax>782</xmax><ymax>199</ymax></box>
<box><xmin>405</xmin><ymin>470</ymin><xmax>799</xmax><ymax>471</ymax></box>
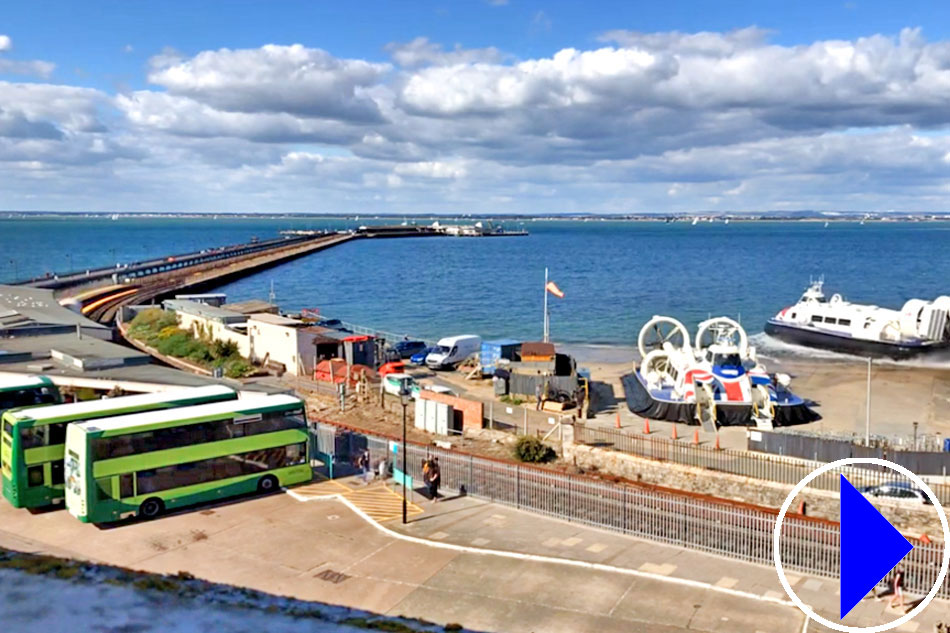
<box><xmin>56</xmin><ymin>232</ymin><xmax>355</xmax><ymax>323</ymax></box>
<box><xmin>23</xmin><ymin>224</ymin><xmax>526</xmax><ymax>324</ymax></box>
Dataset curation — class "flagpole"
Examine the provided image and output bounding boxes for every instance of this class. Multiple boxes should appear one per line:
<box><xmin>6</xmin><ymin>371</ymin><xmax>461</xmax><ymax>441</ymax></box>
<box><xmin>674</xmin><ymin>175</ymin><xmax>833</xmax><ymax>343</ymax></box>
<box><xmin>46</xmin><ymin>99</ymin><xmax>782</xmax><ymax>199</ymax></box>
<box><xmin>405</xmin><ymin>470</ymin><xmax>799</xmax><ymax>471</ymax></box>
<box><xmin>543</xmin><ymin>267</ymin><xmax>549</xmax><ymax>343</ymax></box>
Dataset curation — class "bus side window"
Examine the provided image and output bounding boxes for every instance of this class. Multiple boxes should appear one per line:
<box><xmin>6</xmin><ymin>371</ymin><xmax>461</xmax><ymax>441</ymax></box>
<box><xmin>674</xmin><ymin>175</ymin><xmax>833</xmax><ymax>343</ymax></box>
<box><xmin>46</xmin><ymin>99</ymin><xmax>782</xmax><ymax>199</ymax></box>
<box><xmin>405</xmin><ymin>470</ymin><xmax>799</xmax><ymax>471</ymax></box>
<box><xmin>27</xmin><ymin>466</ymin><xmax>44</xmax><ymax>487</ymax></box>
<box><xmin>119</xmin><ymin>474</ymin><xmax>134</xmax><ymax>499</ymax></box>
<box><xmin>20</xmin><ymin>426</ymin><xmax>46</xmax><ymax>449</ymax></box>
<box><xmin>48</xmin><ymin>423</ymin><xmax>67</xmax><ymax>445</ymax></box>
<box><xmin>50</xmin><ymin>460</ymin><xmax>64</xmax><ymax>486</ymax></box>
<box><xmin>95</xmin><ymin>478</ymin><xmax>112</xmax><ymax>501</ymax></box>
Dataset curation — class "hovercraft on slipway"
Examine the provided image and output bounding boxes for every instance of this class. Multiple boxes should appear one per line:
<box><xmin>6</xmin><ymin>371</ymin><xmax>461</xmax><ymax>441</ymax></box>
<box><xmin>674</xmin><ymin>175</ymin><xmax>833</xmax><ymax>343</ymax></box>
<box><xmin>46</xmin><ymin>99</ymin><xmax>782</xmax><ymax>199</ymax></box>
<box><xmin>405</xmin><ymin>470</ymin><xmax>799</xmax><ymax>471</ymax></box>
<box><xmin>621</xmin><ymin>316</ymin><xmax>818</xmax><ymax>429</ymax></box>
<box><xmin>765</xmin><ymin>280</ymin><xmax>950</xmax><ymax>360</ymax></box>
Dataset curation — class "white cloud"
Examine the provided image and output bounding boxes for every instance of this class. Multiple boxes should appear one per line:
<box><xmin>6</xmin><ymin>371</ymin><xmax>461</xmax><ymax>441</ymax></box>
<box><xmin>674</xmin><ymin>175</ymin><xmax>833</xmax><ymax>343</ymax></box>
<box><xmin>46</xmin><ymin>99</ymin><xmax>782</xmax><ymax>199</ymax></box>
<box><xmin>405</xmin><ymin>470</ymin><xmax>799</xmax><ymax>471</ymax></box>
<box><xmin>147</xmin><ymin>44</ymin><xmax>390</xmax><ymax>122</ymax></box>
<box><xmin>7</xmin><ymin>31</ymin><xmax>950</xmax><ymax>212</ymax></box>
<box><xmin>0</xmin><ymin>35</ymin><xmax>11</xmax><ymax>52</ymax></box>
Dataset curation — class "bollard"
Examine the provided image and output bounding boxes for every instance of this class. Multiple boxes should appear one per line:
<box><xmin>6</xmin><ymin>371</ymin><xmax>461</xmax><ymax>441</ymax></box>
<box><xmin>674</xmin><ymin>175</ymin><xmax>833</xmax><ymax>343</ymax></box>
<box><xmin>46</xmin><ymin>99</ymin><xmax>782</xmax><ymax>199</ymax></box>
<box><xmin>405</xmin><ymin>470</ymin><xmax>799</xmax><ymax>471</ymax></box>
<box><xmin>671</xmin><ymin>424</ymin><xmax>678</xmax><ymax>441</ymax></box>
<box><xmin>714</xmin><ymin>435</ymin><xmax>721</xmax><ymax>450</ymax></box>
<box><xmin>643</xmin><ymin>418</ymin><xmax>651</xmax><ymax>435</ymax></box>
<box><xmin>615</xmin><ymin>412</ymin><xmax>621</xmax><ymax>429</ymax></box>
<box><xmin>692</xmin><ymin>429</ymin><xmax>699</xmax><ymax>445</ymax></box>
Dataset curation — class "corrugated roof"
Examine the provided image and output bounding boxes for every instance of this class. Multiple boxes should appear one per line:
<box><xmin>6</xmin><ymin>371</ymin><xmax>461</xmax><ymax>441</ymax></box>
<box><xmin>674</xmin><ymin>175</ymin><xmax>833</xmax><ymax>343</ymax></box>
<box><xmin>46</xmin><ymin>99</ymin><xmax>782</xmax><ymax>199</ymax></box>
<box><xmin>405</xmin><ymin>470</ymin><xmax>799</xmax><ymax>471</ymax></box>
<box><xmin>521</xmin><ymin>342</ymin><xmax>555</xmax><ymax>357</ymax></box>
<box><xmin>0</xmin><ymin>285</ymin><xmax>108</xmax><ymax>332</ymax></box>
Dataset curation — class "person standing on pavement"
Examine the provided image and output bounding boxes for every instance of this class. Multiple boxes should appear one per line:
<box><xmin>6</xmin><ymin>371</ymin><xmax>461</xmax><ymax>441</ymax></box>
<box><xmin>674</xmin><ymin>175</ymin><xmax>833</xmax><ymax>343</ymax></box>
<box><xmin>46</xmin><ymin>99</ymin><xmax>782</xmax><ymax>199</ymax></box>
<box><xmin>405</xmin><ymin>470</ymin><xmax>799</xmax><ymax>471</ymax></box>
<box><xmin>889</xmin><ymin>565</ymin><xmax>906</xmax><ymax>609</ymax></box>
<box><xmin>535</xmin><ymin>383</ymin><xmax>543</xmax><ymax>410</ymax></box>
<box><xmin>357</xmin><ymin>450</ymin><xmax>372</xmax><ymax>484</ymax></box>
<box><xmin>426</xmin><ymin>458</ymin><xmax>441</xmax><ymax>503</ymax></box>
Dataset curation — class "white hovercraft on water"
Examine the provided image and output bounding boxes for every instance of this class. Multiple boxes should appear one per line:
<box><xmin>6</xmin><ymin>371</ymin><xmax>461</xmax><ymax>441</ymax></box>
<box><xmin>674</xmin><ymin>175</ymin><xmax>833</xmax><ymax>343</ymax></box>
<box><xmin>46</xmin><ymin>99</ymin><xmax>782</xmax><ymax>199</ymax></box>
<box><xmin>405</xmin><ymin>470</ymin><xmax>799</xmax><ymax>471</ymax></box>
<box><xmin>621</xmin><ymin>316</ymin><xmax>818</xmax><ymax>429</ymax></box>
<box><xmin>765</xmin><ymin>280</ymin><xmax>950</xmax><ymax>360</ymax></box>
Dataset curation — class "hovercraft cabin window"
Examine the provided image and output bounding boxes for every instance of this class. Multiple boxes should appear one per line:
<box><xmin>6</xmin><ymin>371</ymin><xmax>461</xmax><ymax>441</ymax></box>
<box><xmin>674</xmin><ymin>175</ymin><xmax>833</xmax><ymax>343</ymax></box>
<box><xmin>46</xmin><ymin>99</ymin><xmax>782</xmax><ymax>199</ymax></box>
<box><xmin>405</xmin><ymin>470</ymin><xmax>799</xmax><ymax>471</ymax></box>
<box><xmin>811</xmin><ymin>315</ymin><xmax>824</xmax><ymax>323</ymax></box>
<box><xmin>839</xmin><ymin>319</ymin><xmax>851</xmax><ymax>326</ymax></box>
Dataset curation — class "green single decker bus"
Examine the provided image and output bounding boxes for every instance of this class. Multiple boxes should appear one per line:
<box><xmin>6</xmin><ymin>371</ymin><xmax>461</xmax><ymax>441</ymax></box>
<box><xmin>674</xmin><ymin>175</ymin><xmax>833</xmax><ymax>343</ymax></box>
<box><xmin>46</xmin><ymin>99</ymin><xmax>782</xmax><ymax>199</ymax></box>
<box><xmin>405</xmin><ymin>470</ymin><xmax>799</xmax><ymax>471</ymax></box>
<box><xmin>65</xmin><ymin>394</ymin><xmax>312</xmax><ymax>523</ymax></box>
<box><xmin>0</xmin><ymin>374</ymin><xmax>61</xmax><ymax>417</ymax></box>
<box><xmin>1</xmin><ymin>385</ymin><xmax>236</xmax><ymax>509</ymax></box>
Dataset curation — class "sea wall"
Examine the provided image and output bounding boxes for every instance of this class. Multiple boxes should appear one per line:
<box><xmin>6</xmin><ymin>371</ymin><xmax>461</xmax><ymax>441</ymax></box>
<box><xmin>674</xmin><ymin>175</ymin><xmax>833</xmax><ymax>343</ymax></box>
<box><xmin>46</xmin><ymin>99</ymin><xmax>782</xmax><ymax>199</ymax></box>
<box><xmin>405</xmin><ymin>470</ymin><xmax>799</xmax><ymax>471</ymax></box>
<box><xmin>562</xmin><ymin>442</ymin><xmax>943</xmax><ymax>538</ymax></box>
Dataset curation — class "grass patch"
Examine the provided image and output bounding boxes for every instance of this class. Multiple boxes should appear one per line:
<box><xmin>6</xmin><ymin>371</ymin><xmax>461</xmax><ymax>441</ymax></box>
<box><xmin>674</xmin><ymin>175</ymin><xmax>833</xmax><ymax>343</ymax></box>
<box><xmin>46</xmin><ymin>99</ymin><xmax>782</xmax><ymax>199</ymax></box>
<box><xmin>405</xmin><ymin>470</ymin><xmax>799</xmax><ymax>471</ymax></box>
<box><xmin>499</xmin><ymin>395</ymin><xmax>526</xmax><ymax>406</ymax></box>
<box><xmin>127</xmin><ymin>308</ymin><xmax>254</xmax><ymax>377</ymax></box>
<box><xmin>0</xmin><ymin>554</ymin><xmax>81</xmax><ymax>578</ymax></box>
<box><xmin>132</xmin><ymin>576</ymin><xmax>182</xmax><ymax>593</ymax></box>
<box><xmin>341</xmin><ymin>618</ymin><xmax>425</xmax><ymax>633</ymax></box>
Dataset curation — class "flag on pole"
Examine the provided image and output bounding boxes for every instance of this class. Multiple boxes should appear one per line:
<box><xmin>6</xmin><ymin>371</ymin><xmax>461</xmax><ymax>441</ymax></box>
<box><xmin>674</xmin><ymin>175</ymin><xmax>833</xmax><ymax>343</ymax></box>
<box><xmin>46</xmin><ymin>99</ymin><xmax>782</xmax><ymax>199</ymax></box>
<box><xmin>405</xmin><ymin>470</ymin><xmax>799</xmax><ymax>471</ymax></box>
<box><xmin>545</xmin><ymin>281</ymin><xmax>565</xmax><ymax>298</ymax></box>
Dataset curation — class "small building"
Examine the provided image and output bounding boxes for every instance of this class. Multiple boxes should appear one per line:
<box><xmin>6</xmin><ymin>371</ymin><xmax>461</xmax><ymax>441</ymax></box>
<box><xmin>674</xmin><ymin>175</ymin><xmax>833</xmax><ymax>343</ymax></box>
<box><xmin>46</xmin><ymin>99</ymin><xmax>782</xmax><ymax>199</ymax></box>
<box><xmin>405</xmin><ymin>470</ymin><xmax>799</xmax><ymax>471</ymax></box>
<box><xmin>480</xmin><ymin>339</ymin><xmax>521</xmax><ymax>376</ymax></box>
<box><xmin>162</xmin><ymin>299</ymin><xmax>251</xmax><ymax>358</ymax></box>
<box><xmin>0</xmin><ymin>284</ymin><xmax>111</xmax><ymax>340</ymax></box>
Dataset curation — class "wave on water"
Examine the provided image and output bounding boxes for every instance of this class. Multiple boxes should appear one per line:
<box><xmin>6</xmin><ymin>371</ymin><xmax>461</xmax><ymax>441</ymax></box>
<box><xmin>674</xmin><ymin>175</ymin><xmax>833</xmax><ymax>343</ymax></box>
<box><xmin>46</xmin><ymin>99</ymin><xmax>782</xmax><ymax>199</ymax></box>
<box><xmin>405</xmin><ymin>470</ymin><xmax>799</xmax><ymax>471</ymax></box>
<box><xmin>750</xmin><ymin>333</ymin><xmax>950</xmax><ymax>369</ymax></box>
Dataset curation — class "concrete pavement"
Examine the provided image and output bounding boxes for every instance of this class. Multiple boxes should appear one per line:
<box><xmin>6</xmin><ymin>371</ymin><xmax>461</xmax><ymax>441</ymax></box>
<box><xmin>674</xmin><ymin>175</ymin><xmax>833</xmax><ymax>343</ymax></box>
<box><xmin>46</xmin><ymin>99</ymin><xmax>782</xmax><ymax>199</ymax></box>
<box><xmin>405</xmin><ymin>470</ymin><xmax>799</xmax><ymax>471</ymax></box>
<box><xmin>1</xmin><ymin>476</ymin><xmax>946</xmax><ymax>632</ymax></box>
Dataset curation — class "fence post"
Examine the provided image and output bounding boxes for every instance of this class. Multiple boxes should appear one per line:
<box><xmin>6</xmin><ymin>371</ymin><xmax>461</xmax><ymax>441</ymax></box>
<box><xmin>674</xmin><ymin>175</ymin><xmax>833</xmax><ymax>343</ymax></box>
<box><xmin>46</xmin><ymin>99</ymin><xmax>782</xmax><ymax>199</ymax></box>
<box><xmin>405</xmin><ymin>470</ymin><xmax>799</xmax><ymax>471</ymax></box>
<box><xmin>523</xmin><ymin>408</ymin><xmax>528</xmax><ymax>435</ymax></box>
<box><xmin>489</xmin><ymin>401</ymin><xmax>493</xmax><ymax>430</ymax></box>
<box><xmin>516</xmin><ymin>466</ymin><xmax>521</xmax><ymax>509</ymax></box>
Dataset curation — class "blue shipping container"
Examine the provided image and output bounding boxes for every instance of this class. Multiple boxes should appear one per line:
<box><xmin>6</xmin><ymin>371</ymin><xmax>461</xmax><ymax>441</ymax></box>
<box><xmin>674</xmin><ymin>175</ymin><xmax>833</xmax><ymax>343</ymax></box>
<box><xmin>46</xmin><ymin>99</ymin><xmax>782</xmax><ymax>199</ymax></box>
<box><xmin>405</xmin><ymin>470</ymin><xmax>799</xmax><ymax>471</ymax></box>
<box><xmin>481</xmin><ymin>339</ymin><xmax>522</xmax><ymax>375</ymax></box>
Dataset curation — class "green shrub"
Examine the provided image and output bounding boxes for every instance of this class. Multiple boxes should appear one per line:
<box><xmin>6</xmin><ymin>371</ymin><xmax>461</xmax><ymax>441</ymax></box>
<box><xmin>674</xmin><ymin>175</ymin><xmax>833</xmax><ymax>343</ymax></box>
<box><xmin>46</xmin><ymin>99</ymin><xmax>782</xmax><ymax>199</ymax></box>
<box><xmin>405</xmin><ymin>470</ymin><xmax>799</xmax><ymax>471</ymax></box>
<box><xmin>513</xmin><ymin>436</ymin><xmax>556</xmax><ymax>463</ymax></box>
<box><xmin>224</xmin><ymin>359</ymin><xmax>253</xmax><ymax>378</ymax></box>
<box><xmin>211</xmin><ymin>339</ymin><xmax>239</xmax><ymax>360</ymax></box>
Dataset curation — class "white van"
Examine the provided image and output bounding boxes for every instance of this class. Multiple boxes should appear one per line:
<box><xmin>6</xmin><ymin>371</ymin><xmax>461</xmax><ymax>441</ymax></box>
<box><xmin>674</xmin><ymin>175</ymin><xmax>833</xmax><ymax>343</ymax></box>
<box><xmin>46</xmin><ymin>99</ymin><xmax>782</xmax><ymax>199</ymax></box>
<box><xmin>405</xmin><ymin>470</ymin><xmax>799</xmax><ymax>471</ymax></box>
<box><xmin>425</xmin><ymin>335</ymin><xmax>481</xmax><ymax>370</ymax></box>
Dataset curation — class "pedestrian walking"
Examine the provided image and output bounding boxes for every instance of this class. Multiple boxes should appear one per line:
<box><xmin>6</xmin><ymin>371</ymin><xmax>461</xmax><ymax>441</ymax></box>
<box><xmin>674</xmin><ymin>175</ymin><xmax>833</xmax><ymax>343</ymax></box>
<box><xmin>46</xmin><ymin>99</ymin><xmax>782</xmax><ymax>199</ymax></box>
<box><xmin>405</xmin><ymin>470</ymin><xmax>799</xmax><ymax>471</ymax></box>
<box><xmin>575</xmin><ymin>384</ymin><xmax>586</xmax><ymax>419</ymax></box>
<box><xmin>535</xmin><ymin>383</ymin><xmax>543</xmax><ymax>411</ymax></box>
<box><xmin>889</xmin><ymin>565</ymin><xmax>906</xmax><ymax>609</ymax></box>
<box><xmin>426</xmin><ymin>458</ymin><xmax>441</xmax><ymax>503</ymax></box>
<box><xmin>357</xmin><ymin>450</ymin><xmax>372</xmax><ymax>484</ymax></box>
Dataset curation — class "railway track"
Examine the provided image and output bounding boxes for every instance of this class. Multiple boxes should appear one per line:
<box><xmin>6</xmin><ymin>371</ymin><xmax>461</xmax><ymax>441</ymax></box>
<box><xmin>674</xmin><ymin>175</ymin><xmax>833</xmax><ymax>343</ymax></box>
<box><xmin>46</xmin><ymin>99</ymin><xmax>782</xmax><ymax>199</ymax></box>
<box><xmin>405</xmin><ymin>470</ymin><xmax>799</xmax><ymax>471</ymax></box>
<box><xmin>71</xmin><ymin>233</ymin><xmax>355</xmax><ymax>324</ymax></box>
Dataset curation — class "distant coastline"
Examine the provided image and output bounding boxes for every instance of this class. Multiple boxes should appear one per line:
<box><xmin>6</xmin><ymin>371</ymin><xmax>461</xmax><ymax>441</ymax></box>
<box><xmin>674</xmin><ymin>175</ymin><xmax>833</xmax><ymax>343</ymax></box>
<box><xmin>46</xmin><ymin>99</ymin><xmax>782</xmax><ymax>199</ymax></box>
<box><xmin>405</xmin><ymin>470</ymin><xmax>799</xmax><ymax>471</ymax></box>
<box><xmin>3</xmin><ymin>210</ymin><xmax>950</xmax><ymax>223</ymax></box>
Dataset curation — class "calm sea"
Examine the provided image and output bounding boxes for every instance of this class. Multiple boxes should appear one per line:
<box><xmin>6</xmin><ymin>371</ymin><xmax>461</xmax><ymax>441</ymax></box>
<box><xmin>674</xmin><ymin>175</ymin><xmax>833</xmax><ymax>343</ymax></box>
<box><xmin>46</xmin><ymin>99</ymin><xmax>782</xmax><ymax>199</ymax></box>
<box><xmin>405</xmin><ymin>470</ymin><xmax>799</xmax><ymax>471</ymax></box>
<box><xmin>2</xmin><ymin>216</ymin><xmax>949</xmax><ymax>348</ymax></box>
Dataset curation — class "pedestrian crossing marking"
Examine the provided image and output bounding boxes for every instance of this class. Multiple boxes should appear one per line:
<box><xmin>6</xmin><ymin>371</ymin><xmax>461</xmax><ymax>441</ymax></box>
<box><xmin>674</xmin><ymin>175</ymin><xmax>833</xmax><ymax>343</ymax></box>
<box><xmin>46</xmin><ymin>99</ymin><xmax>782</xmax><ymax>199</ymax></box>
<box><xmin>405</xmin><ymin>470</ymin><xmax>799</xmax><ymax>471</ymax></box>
<box><xmin>289</xmin><ymin>478</ymin><xmax>423</xmax><ymax>522</ymax></box>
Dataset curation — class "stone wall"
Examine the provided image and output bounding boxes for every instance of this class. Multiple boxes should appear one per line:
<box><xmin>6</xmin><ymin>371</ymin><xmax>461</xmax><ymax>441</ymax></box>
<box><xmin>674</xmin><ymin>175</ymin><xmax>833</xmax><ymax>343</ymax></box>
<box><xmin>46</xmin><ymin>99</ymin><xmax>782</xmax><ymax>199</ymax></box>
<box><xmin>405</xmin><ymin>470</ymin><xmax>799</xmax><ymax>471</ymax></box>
<box><xmin>563</xmin><ymin>442</ymin><xmax>943</xmax><ymax>538</ymax></box>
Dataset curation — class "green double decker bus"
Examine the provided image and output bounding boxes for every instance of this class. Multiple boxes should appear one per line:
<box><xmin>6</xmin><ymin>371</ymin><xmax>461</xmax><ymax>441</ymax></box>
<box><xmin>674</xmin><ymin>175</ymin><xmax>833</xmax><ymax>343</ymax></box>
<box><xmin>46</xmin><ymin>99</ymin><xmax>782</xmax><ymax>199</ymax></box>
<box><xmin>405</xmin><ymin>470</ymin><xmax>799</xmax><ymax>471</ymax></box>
<box><xmin>1</xmin><ymin>385</ymin><xmax>236</xmax><ymax>509</ymax></box>
<box><xmin>0</xmin><ymin>374</ymin><xmax>60</xmax><ymax>417</ymax></box>
<box><xmin>65</xmin><ymin>394</ymin><xmax>312</xmax><ymax>523</ymax></box>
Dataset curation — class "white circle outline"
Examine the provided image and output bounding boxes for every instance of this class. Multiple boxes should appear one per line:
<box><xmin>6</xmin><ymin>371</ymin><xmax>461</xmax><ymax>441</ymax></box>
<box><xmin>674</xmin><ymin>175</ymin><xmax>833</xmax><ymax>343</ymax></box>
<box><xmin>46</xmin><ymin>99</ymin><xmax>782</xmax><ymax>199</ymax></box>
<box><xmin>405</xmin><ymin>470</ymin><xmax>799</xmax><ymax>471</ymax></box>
<box><xmin>774</xmin><ymin>457</ymin><xmax>950</xmax><ymax>633</ymax></box>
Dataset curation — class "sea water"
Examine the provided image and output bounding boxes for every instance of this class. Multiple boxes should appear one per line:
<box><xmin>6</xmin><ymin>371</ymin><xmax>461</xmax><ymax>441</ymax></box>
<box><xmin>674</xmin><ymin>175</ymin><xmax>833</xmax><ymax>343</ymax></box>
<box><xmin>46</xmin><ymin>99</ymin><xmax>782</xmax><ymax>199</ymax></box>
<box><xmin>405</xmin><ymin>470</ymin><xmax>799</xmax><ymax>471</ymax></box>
<box><xmin>2</xmin><ymin>216</ymin><xmax>948</xmax><ymax>347</ymax></box>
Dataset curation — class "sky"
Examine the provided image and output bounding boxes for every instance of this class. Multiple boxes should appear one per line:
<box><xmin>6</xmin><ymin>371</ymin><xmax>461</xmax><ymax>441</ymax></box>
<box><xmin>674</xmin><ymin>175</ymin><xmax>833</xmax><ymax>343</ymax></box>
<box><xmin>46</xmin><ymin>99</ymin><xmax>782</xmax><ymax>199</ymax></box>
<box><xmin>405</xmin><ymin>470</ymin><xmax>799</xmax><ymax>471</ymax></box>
<box><xmin>3</xmin><ymin>0</ymin><xmax>950</xmax><ymax>214</ymax></box>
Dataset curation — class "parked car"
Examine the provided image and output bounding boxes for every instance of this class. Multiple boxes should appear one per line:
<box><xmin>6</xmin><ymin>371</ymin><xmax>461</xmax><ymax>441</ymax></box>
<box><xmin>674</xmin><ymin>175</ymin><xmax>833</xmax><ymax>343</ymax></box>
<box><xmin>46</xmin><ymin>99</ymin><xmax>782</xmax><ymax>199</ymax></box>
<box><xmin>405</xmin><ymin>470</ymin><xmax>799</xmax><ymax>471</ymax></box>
<box><xmin>378</xmin><ymin>361</ymin><xmax>405</xmax><ymax>378</ymax></box>
<box><xmin>382</xmin><ymin>373</ymin><xmax>419</xmax><ymax>398</ymax></box>
<box><xmin>391</xmin><ymin>340</ymin><xmax>428</xmax><ymax>359</ymax></box>
<box><xmin>859</xmin><ymin>481</ymin><xmax>931</xmax><ymax>504</ymax></box>
<box><xmin>425</xmin><ymin>335</ymin><xmax>482</xmax><ymax>370</ymax></box>
<box><xmin>410</xmin><ymin>346</ymin><xmax>437</xmax><ymax>365</ymax></box>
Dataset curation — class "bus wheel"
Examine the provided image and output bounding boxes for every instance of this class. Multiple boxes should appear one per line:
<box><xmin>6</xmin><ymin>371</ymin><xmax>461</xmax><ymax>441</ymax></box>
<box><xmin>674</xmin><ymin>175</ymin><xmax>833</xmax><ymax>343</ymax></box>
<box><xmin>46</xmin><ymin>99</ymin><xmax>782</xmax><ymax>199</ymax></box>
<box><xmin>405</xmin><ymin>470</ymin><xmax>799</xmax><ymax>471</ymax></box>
<box><xmin>139</xmin><ymin>498</ymin><xmax>164</xmax><ymax>519</ymax></box>
<box><xmin>258</xmin><ymin>475</ymin><xmax>279</xmax><ymax>493</ymax></box>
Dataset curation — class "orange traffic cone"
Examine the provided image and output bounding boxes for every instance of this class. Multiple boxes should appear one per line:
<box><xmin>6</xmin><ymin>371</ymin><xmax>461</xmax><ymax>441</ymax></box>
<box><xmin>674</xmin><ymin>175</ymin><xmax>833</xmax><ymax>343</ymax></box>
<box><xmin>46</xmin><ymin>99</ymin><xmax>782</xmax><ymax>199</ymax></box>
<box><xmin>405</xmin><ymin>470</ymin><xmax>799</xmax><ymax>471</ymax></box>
<box><xmin>615</xmin><ymin>412</ymin><xmax>621</xmax><ymax>429</ymax></box>
<box><xmin>671</xmin><ymin>424</ymin><xmax>678</xmax><ymax>441</ymax></box>
<box><xmin>921</xmin><ymin>534</ymin><xmax>932</xmax><ymax>544</ymax></box>
<box><xmin>798</xmin><ymin>500</ymin><xmax>807</xmax><ymax>516</ymax></box>
<box><xmin>643</xmin><ymin>418</ymin><xmax>651</xmax><ymax>435</ymax></box>
<box><xmin>714</xmin><ymin>435</ymin><xmax>721</xmax><ymax>451</ymax></box>
<box><xmin>692</xmin><ymin>429</ymin><xmax>700</xmax><ymax>445</ymax></box>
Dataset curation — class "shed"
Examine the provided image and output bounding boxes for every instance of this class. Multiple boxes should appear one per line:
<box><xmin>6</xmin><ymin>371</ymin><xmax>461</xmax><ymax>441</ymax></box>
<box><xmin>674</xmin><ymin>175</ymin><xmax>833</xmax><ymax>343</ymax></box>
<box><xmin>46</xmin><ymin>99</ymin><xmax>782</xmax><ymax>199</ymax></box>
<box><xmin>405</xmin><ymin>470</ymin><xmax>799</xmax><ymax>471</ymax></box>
<box><xmin>480</xmin><ymin>339</ymin><xmax>521</xmax><ymax>376</ymax></box>
<box><xmin>313</xmin><ymin>359</ymin><xmax>374</xmax><ymax>386</ymax></box>
<box><xmin>520</xmin><ymin>341</ymin><xmax>555</xmax><ymax>361</ymax></box>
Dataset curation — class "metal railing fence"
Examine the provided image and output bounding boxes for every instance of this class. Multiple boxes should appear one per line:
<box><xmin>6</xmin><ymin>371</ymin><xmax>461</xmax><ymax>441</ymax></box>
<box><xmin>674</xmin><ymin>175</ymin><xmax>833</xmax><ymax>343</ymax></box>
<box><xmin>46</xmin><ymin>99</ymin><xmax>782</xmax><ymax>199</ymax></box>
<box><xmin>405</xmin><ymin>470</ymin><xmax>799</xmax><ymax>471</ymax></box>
<box><xmin>317</xmin><ymin>426</ymin><xmax>950</xmax><ymax>599</ymax></box>
<box><xmin>575</xmin><ymin>425</ymin><xmax>950</xmax><ymax>505</ymax></box>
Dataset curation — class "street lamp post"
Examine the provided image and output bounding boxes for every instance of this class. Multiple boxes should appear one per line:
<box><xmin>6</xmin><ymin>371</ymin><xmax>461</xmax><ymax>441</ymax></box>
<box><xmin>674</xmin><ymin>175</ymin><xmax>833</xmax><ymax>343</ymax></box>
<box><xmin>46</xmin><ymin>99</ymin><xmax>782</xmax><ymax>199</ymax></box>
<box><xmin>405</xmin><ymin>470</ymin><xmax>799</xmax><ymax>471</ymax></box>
<box><xmin>865</xmin><ymin>357</ymin><xmax>872</xmax><ymax>447</ymax></box>
<box><xmin>400</xmin><ymin>387</ymin><xmax>410</xmax><ymax>524</ymax></box>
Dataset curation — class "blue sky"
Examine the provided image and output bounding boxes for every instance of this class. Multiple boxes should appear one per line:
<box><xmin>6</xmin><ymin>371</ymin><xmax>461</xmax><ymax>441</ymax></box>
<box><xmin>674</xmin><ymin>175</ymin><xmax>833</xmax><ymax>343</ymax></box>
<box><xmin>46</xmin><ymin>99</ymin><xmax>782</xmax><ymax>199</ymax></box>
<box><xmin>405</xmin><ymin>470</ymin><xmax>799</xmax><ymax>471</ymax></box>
<box><xmin>3</xmin><ymin>1</ymin><xmax>950</xmax><ymax>213</ymax></box>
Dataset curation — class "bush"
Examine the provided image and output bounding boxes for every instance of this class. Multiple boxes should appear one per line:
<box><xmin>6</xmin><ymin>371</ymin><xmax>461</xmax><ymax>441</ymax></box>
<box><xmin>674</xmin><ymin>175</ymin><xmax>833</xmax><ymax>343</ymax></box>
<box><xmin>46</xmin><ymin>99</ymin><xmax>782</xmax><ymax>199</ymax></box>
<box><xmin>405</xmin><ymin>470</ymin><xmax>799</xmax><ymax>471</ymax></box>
<box><xmin>210</xmin><ymin>339</ymin><xmax>239</xmax><ymax>360</ymax></box>
<box><xmin>224</xmin><ymin>358</ymin><xmax>253</xmax><ymax>378</ymax></box>
<box><xmin>513</xmin><ymin>436</ymin><xmax>556</xmax><ymax>463</ymax></box>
